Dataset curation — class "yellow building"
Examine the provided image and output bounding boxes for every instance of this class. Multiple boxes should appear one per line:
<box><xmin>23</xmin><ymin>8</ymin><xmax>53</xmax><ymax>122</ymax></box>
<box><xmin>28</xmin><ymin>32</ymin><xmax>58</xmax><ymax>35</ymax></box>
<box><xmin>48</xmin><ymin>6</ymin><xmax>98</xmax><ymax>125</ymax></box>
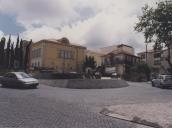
<box><xmin>86</xmin><ymin>50</ymin><xmax>104</xmax><ymax>66</ymax></box>
<box><xmin>31</xmin><ymin>37</ymin><xmax>86</xmax><ymax>73</ymax></box>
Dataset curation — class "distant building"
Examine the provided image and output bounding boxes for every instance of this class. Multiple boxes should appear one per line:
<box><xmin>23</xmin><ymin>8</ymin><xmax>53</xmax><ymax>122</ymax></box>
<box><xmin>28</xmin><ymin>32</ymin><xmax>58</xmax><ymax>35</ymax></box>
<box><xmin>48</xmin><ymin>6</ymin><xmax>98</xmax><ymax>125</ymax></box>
<box><xmin>86</xmin><ymin>50</ymin><xmax>104</xmax><ymax>66</ymax></box>
<box><xmin>138</xmin><ymin>44</ymin><xmax>172</xmax><ymax>74</ymax></box>
<box><xmin>138</xmin><ymin>50</ymin><xmax>161</xmax><ymax>73</ymax></box>
<box><xmin>161</xmin><ymin>47</ymin><xmax>172</xmax><ymax>73</ymax></box>
<box><xmin>100</xmin><ymin>45</ymin><xmax>118</xmax><ymax>54</ymax></box>
<box><xmin>31</xmin><ymin>37</ymin><xmax>86</xmax><ymax>73</ymax></box>
<box><xmin>102</xmin><ymin>44</ymin><xmax>140</xmax><ymax>76</ymax></box>
<box><xmin>100</xmin><ymin>44</ymin><xmax>134</xmax><ymax>55</ymax></box>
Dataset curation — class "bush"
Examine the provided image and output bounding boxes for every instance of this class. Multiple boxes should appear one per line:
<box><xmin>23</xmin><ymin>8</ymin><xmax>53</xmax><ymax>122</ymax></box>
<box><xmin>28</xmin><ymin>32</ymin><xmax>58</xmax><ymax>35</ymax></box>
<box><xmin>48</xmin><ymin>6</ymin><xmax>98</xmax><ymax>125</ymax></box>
<box><xmin>124</xmin><ymin>62</ymin><xmax>151</xmax><ymax>82</ymax></box>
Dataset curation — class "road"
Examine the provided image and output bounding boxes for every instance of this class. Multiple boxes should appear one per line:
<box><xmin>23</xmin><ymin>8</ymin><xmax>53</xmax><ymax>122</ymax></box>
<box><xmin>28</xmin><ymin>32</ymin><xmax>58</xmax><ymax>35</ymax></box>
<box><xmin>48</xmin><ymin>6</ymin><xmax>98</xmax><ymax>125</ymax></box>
<box><xmin>0</xmin><ymin>82</ymin><xmax>172</xmax><ymax>128</ymax></box>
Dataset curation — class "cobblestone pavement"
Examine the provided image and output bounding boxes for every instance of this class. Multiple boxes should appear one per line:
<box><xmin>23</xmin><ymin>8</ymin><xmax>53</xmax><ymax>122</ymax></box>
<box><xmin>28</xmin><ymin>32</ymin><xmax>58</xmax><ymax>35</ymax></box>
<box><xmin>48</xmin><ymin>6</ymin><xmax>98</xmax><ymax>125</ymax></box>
<box><xmin>0</xmin><ymin>82</ymin><xmax>172</xmax><ymax>128</ymax></box>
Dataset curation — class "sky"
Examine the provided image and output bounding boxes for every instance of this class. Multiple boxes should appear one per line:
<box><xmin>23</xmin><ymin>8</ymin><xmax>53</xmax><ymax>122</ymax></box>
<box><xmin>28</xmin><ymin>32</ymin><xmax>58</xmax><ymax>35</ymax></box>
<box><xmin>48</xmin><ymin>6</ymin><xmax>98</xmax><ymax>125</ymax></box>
<box><xmin>0</xmin><ymin>0</ymin><xmax>158</xmax><ymax>53</ymax></box>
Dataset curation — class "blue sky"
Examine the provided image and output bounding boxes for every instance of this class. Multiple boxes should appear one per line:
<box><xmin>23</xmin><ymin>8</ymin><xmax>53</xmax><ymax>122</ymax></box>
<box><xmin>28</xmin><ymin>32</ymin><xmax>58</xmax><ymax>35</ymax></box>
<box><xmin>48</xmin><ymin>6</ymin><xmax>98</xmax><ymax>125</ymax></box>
<box><xmin>0</xmin><ymin>12</ymin><xmax>25</xmax><ymax>34</ymax></box>
<box><xmin>0</xmin><ymin>0</ymin><xmax>158</xmax><ymax>53</ymax></box>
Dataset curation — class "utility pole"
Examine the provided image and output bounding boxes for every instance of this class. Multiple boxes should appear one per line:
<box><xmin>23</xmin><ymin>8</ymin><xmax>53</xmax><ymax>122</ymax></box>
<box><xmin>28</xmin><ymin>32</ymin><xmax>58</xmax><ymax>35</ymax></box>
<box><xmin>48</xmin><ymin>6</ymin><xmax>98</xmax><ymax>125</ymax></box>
<box><xmin>145</xmin><ymin>42</ymin><xmax>148</xmax><ymax>64</ymax></box>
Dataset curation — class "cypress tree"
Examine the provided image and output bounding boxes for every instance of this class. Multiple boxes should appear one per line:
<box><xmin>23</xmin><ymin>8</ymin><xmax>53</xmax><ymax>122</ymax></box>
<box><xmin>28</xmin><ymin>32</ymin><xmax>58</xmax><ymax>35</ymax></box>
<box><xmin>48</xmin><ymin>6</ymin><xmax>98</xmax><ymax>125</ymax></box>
<box><xmin>14</xmin><ymin>35</ymin><xmax>20</xmax><ymax>69</ymax></box>
<box><xmin>19</xmin><ymin>39</ymin><xmax>23</xmax><ymax>69</ymax></box>
<box><xmin>6</xmin><ymin>35</ymin><xmax>11</xmax><ymax>69</ymax></box>
<box><xmin>24</xmin><ymin>40</ymin><xmax>32</xmax><ymax>72</ymax></box>
<box><xmin>10</xmin><ymin>43</ymin><xmax>15</xmax><ymax>70</ymax></box>
<box><xmin>0</xmin><ymin>37</ymin><xmax>6</xmax><ymax>68</ymax></box>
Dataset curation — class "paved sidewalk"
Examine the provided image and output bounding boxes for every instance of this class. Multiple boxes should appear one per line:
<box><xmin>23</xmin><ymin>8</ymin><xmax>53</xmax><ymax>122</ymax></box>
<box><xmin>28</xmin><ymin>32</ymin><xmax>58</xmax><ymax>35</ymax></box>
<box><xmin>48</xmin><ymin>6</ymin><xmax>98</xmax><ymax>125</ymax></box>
<box><xmin>101</xmin><ymin>102</ymin><xmax>172</xmax><ymax>128</ymax></box>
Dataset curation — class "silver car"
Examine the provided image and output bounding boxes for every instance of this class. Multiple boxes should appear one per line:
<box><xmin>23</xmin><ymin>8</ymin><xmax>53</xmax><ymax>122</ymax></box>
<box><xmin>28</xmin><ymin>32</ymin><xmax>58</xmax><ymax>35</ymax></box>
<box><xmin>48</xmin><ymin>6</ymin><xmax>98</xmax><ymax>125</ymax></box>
<box><xmin>152</xmin><ymin>75</ymin><xmax>172</xmax><ymax>88</ymax></box>
<box><xmin>1</xmin><ymin>72</ymin><xmax>39</xmax><ymax>89</ymax></box>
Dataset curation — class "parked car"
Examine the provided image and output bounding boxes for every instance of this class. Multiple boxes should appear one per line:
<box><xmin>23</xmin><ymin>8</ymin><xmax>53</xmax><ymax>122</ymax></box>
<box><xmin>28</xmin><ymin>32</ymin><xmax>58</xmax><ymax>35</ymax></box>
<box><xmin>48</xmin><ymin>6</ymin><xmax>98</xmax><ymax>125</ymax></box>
<box><xmin>151</xmin><ymin>75</ymin><xmax>172</xmax><ymax>88</ymax></box>
<box><xmin>1</xmin><ymin>72</ymin><xmax>39</xmax><ymax>89</ymax></box>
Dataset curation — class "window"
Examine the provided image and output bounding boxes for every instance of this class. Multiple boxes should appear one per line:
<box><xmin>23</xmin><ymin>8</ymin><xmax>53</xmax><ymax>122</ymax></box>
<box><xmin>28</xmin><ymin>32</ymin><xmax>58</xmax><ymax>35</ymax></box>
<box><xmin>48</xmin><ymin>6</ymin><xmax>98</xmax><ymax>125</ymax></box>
<box><xmin>165</xmin><ymin>76</ymin><xmax>172</xmax><ymax>80</ymax></box>
<box><xmin>154</xmin><ymin>52</ymin><xmax>161</xmax><ymax>58</ymax></box>
<box><xmin>154</xmin><ymin>60</ymin><xmax>161</xmax><ymax>65</ymax></box>
<box><xmin>59</xmin><ymin>50</ymin><xmax>73</xmax><ymax>59</ymax></box>
<box><xmin>141</xmin><ymin>54</ymin><xmax>145</xmax><ymax>59</ymax></box>
<box><xmin>4</xmin><ymin>73</ymin><xmax>11</xmax><ymax>78</ymax></box>
<box><xmin>65</xmin><ymin>51</ymin><xmax>68</xmax><ymax>59</ymax></box>
<box><xmin>67</xmin><ymin>51</ymin><xmax>71</xmax><ymax>59</ymax></box>
<box><xmin>60</xmin><ymin>50</ymin><xmax>65</xmax><ymax>58</ymax></box>
<box><xmin>32</xmin><ymin>48</ymin><xmax>41</xmax><ymax>58</ymax></box>
<box><xmin>68</xmin><ymin>51</ymin><xmax>72</xmax><ymax>59</ymax></box>
<box><xmin>4</xmin><ymin>73</ymin><xmax>17</xmax><ymax>79</ymax></box>
<box><xmin>16</xmin><ymin>72</ymin><xmax>31</xmax><ymax>79</ymax></box>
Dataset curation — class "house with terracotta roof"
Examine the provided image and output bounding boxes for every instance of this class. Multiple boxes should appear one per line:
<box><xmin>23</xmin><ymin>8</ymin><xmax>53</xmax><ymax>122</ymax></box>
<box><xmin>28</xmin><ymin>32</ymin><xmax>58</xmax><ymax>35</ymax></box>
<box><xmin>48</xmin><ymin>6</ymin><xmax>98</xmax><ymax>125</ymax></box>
<box><xmin>102</xmin><ymin>44</ymin><xmax>140</xmax><ymax>77</ymax></box>
<box><xmin>30</xmin><ymin>37</ymin><xmax>86</xmax><ymax>73</ymax></box>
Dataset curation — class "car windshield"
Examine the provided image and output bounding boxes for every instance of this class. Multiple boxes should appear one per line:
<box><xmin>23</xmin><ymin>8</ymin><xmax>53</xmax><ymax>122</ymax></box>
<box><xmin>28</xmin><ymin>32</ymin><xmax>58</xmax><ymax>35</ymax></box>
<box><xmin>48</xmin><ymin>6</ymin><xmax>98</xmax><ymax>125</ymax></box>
<box><xmin>16</xmin><ymin>72</ymin><xmax>31</xmax><ymax>79</ymax></box>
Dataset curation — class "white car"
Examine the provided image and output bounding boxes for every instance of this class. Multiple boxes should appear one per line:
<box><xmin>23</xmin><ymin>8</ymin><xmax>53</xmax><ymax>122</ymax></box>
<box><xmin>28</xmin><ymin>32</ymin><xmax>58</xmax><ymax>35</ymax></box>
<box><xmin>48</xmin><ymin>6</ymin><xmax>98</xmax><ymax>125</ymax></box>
<box><xmin>152</xmin><ymin>75</ymin><xmax>172</xmax><ymax>88</ymax></box>
<box><xmin>1</xmin><ymin>72</ymin><xmax>39</xmax><ymax>89</ymax></box>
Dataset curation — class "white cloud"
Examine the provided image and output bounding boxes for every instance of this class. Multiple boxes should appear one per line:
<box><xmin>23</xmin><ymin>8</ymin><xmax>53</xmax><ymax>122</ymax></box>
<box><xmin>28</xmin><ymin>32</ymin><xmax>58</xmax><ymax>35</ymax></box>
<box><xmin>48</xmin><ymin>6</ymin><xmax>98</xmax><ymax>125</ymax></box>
<box><xmin>0</xmin><ymin>30</ymin><xmax>4</xmax><ymax>37</ymax></box>
<box><xmin>0</xmin><ymin>0</ymin><xmax>159</xmax><ymax>53</ymax></box>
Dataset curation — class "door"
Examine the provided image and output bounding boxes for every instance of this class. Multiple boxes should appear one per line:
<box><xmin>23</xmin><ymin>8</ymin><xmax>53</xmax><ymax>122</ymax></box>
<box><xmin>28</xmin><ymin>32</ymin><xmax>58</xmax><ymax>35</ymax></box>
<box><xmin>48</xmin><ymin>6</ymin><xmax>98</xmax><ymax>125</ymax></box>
<box><xmin>2</xmin><ymin>73</ymin><xmax>11</xmax><ymax>86</ymax></box>
<box><xmin>3</xmin><ymin>73</ymin><xmax>18</xmax><ymax>87</ymax></box>
<box><xmin>9</xmin><ymin>74</ymin><xmax>18</xmax><ymax>87</ymax></box>
<box><xmin>154</xmin><ymin>75</ymin><xmax>161</xmax><ymax>87</ymax></box>
<box><xmin>157</xmin><ymin>76</ymin><xmax>163</xmax><ymax>87</ymax></box>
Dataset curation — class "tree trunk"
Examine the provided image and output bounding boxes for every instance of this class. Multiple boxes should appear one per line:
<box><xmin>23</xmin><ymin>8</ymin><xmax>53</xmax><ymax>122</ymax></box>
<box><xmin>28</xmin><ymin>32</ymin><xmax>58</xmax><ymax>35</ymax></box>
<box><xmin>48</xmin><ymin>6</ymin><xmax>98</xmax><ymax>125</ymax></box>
<box><xmin>166</xmin><ymin>47</ymin><xmax>172</xmax><ymax>73</ymax></box>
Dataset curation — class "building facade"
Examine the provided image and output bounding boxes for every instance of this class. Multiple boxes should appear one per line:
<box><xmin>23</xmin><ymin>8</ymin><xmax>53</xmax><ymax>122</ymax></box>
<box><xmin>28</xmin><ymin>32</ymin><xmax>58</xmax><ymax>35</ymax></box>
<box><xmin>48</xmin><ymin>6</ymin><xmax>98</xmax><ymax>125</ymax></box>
<box><xmin>138</xmin><ymin>44</ymin><xmax>172</xmax><ymax>74</ymax></box>
<box><xmin>100</xmin><ymin>44</ymin><xmax>134</xmax><ymax>55</ymax></box>
<box><xmin>31</xmin><ymin>37</ymin><xmax>86</xmax><ymax>73</ymax></box>
<box><xmin>102</xmin><ymin>44</ymin><xmax>140</xmax><ymax>76</ymax></box>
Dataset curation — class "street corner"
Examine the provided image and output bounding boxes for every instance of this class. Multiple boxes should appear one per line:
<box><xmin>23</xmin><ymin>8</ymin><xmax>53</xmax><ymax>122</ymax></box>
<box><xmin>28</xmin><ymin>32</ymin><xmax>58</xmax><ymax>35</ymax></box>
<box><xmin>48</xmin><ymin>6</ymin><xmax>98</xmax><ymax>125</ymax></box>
<box><xmin>100</xmin><ymin>103</ymin><xmax>172</xmax><ymax>128</ymax></box>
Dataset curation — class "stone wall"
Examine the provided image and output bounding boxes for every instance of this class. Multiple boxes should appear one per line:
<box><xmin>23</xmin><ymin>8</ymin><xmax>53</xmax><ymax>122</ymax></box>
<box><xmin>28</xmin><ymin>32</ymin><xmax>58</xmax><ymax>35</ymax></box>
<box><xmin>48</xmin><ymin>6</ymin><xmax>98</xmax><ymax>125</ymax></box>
<box><xmin>39</xmin><ymin>79</ymin><xmax>129</xmax><ymax>89</ymax></box>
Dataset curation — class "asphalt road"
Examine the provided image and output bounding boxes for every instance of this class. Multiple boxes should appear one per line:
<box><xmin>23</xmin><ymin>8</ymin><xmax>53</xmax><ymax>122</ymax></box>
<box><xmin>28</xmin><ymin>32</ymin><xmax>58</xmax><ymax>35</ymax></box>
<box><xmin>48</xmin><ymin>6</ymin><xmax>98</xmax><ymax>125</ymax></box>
<box><xmin>0</xmin><ymin>82</ymin><xmax>172</xmax><ymax>128</ymax></box>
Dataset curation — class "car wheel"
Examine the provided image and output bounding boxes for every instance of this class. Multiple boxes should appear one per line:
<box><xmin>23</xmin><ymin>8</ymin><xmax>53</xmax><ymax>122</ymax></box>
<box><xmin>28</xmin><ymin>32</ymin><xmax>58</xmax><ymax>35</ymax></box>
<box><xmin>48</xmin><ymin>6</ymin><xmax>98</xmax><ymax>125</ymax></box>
<box><xmin>152</xmin><ymin>82</ymin><xmax>155</xmax><ymax>87</ymax></box>
<box><xmin>1</xmin><ymin>84</ymin><xmax>6</xmax><ymax>88</ymax></box>
<box><xmin>32</xmin><ymin>85</ymin><xmax>38</xmax><ymax>89</ymax></box>
<box><xmin>160</xmin><ymin>85</ymin><xmax>166</xmax><ymax>89</ymax></box>
<box><xmin>159</xmin><ymin>83</ymin><xmax>165</xmax><ymax>89</ymax></box>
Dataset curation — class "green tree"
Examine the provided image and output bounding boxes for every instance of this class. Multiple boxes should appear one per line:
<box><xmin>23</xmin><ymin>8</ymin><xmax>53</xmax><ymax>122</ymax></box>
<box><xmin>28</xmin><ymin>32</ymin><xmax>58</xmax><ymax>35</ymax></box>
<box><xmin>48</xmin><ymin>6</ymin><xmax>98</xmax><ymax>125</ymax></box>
<box><xmin>83</xmin><ymin>56</ymin><xmax>97</xmax><ymax>71</ymax></box>
<box><xmin>19</xmin><ymin>39</ymin><xmax>23</xmax><ymax>69</ymax></box>
<box><xmin>15</xmin><ymin>35</ymin><xmax>20</xmax><ymax>62</ymax></box>
<box><xmin>135</xmin><ymin>1</ymin><xmax>172</xmax><ymax>72</ymax></box>
<box><xmin>5</xmin><ymin>35</ymin><xmax>11</xmax><ymax>69</ymax></box>
<box><xmin>24</xmin><ymin>40</ymin><xmax>32</xmax><ymax>72</ymax></box>
<box><xmin>137</xmin><ymin>63</ymin><xmax>151</xmax><ymax>80</ymax></box>
<box><xmin>90</xmin><ymin>56</ymin><xmax>96</xmax><ymax>69</ymax></box>
<box><xmin>0</xmin><ymin>37</ymin><xmax>6</xmax><ymax>68</ymax></box>
<box><xmin>10</xmin><ymin>43</ymin><xmax>15</xmax><ymax>69</ymax></box>
<box><xmin>125</xmin><ymin>62</ymin><xmax>151</xmax><ymax>81</ymax></box>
